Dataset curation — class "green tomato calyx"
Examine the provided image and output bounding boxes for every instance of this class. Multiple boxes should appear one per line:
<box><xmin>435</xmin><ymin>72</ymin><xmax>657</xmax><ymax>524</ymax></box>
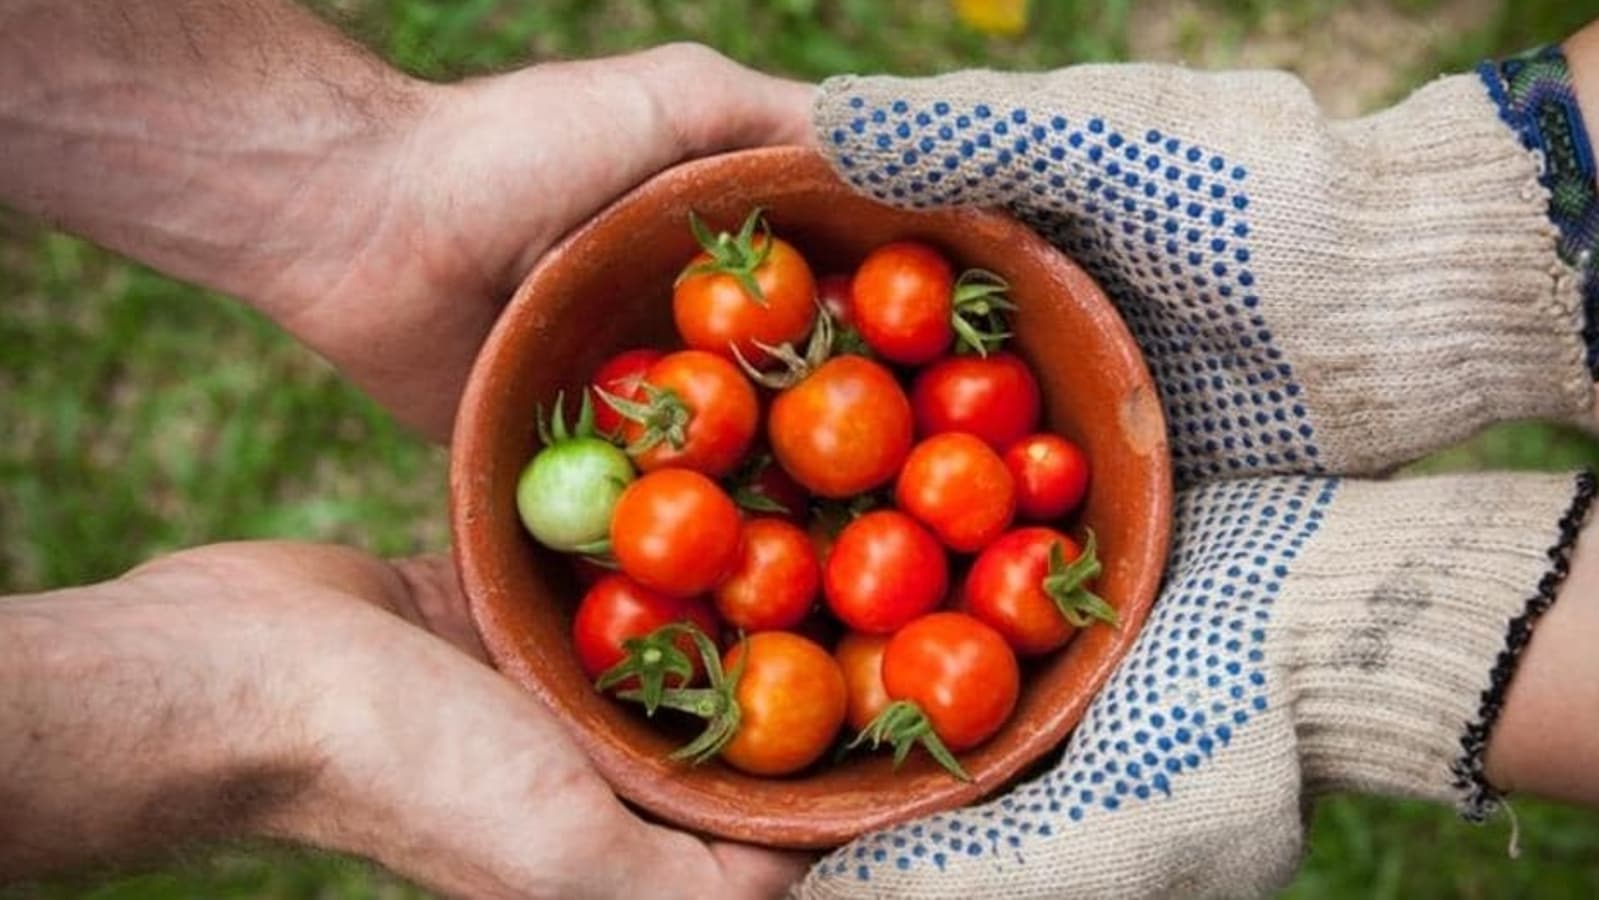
<box><xmin>848</xmin><ymin>700</ymin><xmax>970</xmax><ymax>782</ymax></box>
<box><xmin>677</xmin><ymin>208</ymin><xmax>773</xmax><ymax>307</ymax></box>
<box><xmin>731</xmin><ymin>305</ymin><xmax>834</xmax><ymax>391</ymax></box>
<box><xmin>728</xmin><ymin>453</ymin><xmax>792</xmax><ymax>516</ymax></box>
<box><xmin>597</xmin><ymin>622</ymin><xmax>699</xmax><ymax>715</ymax></box>
<box><xmin>537</xmin><ymin>390</ymin><xmax>601</xmax><ymax>446</ymax></box>
<box><xmin>811</xmin><ymin>491</ymin><xmax>882</xmax><ymax>538</ymax></box>
<box><xmin>617</xmin><ymin>625</ymin><xmax>748</xmax><ymax>767</ymax></box>
<box><xmin>1041</xmin><ymin>529</ymin><xmax>1118</xmax><ymax>629</ymax></box>
<box><xmin>831</xmin><ymin>320</ymin><xmax>873</xmax><ymax>358</ymax></box>
<box><xmin>951</xmin><ymin>268</ymin><xmax>1016</xmax><ymax>357</ymax></box>
<box><xmin>594</xmin><ymin>382</ymin><xmax>693</xmax><ymax>457</ymax></box>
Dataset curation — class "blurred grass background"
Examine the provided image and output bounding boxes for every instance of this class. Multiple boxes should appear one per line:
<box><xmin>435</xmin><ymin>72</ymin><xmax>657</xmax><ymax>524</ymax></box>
<box><xmin>4</xmin><ymin>0</ymin><xmax>1599</xmax><ymax>897</ymax></box>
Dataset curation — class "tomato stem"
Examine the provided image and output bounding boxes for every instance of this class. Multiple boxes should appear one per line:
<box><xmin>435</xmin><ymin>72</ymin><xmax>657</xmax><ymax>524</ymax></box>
<box><xmin>677</xmin><ymin>208</ymin><xmax>774</xmax><ymax>307</ymax></box>
<box><xmin>615</xmin><ymin>626</ymin><xmax>750</xmax><ymax>767</ymax></box>
<box><xmin>1041</xmin><ymin>529</ymin><xmax>1119</xmax><ymax>629</ymax></box>
<box><xmin>538</xmin><ymin>391</ymin><xmax>603</xmax><ymax>446</ymax></box>
<box><xmin>594</xmin><ymin>382</ymin><xmax>692</xmax><ymax>456</ymax></box>
<box><xmin>848</xmin><ymin>700</ymin><xmax>971</xmax><ymax>781</ymax></box>
<box><xmin>731</xmin><ymin>307</ymin><xmax>834</xmax><ymax>390</ymax></box>
<box><xmin>595</xmin><ymin>622</ymin><xmax>700</xmax><ymax>715</ymax></box>
<box><xmin>951</xmin><ymin>269</ymin><xmax>1016</xmax><ymax>357</ymax></box>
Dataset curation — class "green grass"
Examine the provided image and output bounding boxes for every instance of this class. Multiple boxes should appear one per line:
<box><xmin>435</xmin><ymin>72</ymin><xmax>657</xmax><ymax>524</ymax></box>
<box><xmin>1420</xmin><ymin>0</ymin><xmax>1599</xmax><ymax>78</ymax></box>
<box><xmin>0</xmin><ymin>231</ymin><xmax>447</xmax><ymax>591</ymax></box>
<box><xmin>8</xmin><ymin>848</ymin><xmax>426</xmax><ymax>900</ymax></box>
<box><xmin>4</xmin><ymin>0</ymin><xmax>1599</xmax><ymax>897</ymax></box>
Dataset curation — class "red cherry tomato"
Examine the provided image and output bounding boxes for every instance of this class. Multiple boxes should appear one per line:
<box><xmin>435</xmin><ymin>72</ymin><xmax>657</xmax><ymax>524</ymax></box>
<box><xmin>850</xmin><ymin>241</ymin><xmax>955</xmax><ymax>365</ymax></box>
<box><xmin>768</xmin><ymin>355</ymin><xmax>913</xmax><ymax>498</ymax></box>
<box><xmin>882</xmin><ymin>612</ymin><xmax>1019</xmax><ymax>751</ymax></box>
<box><xmin>963</xmin><ymin>527</ymin><xmax>1113</xmax><ymax>655</ymax></box>
<box><xmin>835</xmin><ymin>631</ymin><xmax>891</xmax><ymax>732</ymax></box>
<box><xmin>824</xmin><ymin>510</ymin><xmax>948</xmax><ymax>634</ymax></box>
<box><xmin>896</xmin><ymin>432</ymin><xmax>1016</xmax><ymax>553</ymax></box>
<box><xmin>589</xmin><ymin>348</ymin><xmax>663</xmax><ymax>438</ymax></box>
<box><xmin>673</xmin><ymin>213</ymin><xmax>817</xmax><ymax>366</ymax></box>
<box><xmin>1004</xmin><ymin>433</ymin><xmax>1091</xmax><ymax>521</ymax></box>
<box><xmin>616</xmin><ymin>350</ymin><xmax>758</xmax><ymax>478</ymax></box>
<box><xmin>910</xmin><ymin>353</ymin><xmax>1042</xmax><ymax>451</ymax></box>
<box><xmin>713</xmin><ymin>518</ymin><xmax>820</xmax><ymax>632</ymax></box>
<box><xmin>610</xmin><ymin>468</ymin><xmax>742</xmax><ymax>598</ymax></box>
<box><xmin>720</xmin><ymin>632</ymin><xmax>848</xmax><ymax>776</ymax></box>
<box><xmin>572</xmin><ymin>573</ymin><xmax>718</xmax><ymax>687</ymax></box>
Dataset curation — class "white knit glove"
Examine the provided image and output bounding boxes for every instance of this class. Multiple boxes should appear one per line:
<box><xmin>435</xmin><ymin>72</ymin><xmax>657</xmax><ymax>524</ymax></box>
<box><xmin>800</xmin><ymin>471</ymin><xmax>1595</xmax><ymax>899</ymax></box>
<box><xmin>814</xmin><ymin>63</ymin><xmax>1592</xmax><ymax>484</ymax></box>
<box><xmin>801</xmin><ymin>55</ymin><xmax>1599</xmax><ymax>899</ymax></box>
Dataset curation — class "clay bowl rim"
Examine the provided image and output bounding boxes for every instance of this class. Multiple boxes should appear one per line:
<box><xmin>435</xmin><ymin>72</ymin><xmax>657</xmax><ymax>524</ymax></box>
<box><xmin>450</xmin><ymin>145</ymin><xmax>1173</xmax><ymax>848</ymax></box>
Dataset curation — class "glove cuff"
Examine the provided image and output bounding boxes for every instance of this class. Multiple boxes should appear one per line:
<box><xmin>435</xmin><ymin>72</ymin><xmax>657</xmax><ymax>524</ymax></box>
<box><xmin>1288</xmin><ymin>74</ymin><xmax>1590</xmax><ymax>474</ymax></box>
<box><xmin>1283</xmin><ymin>471</ymin><xmax>1596</xmax><ymax>817</ymax></box>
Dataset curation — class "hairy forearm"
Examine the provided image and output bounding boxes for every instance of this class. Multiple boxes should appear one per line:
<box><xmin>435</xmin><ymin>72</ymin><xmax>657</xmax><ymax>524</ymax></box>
<box><xmin>0</xmin><ymin>0</ymin><xmax>428</xmax><ymax>317</ymax></box>
<box><xmin>0</xmin><ymin>573</ymin><xmax>318</xmax><ymax>877</ymax></box>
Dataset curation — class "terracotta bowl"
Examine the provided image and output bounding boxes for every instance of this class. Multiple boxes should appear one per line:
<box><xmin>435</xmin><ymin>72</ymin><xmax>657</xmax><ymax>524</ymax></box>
<box><xmin>451</xmin><ymin>146</ymin><xmax>1171</xmax><ymax>849</ymax></box>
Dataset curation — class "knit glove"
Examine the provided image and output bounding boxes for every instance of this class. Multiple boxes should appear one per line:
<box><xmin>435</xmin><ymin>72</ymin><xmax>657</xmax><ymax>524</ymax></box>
<box><xmin>803</xmin><ymin>52</ymin><xmax>1599</xmax><ymax>898</ymax></box>
<box><xmin>800</xmin><ymin>471</ymin><xmax>1596</xmax><ymax>899</ymax></box>
<box><xmin>814</xmin><ymin>55</ymin><xmax>1598</xmax><ymax>484</ymax></box>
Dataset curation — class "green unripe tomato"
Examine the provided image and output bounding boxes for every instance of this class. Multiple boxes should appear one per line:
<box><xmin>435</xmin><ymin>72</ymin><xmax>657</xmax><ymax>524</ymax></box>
<box><xmin>517</xmin><ymin>436</ymin><xmax>634</xmax><ymax>552</ymax></box>
<box><xmin>516</xmin><ymin>393</ymin><xmax>636</xmax><ymax>553</ymax></box>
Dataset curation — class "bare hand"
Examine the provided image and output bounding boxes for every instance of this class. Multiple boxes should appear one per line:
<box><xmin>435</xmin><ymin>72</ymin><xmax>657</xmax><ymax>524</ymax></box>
<box><xmin>282</xmin><ymin>45</ymin><xmax>815</xmax><ymax>440</ymax></box>
<box><xmin>3</xmin><ymin>542</ymin><xmax>808</xmax><ymax>898</ymax></box>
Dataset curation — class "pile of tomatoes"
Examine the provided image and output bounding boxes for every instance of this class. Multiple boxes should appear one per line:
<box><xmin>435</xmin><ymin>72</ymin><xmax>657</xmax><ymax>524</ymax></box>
<box><xmin>516</xmin><ymin>210</ymin><xmax>1114</xmax><ymax>780</ymax></box>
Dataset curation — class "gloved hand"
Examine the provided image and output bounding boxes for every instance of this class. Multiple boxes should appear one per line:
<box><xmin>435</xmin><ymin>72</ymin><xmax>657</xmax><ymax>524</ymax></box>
<box><xmin>813</xmin><ymin>55</ymin><xmax>1595</xmax><ymax>484</ymax></box>
<box><xmin>801</xmin><ymin>48</ymin><xmax>1599</xmax><ymax>899</ymax></box>
<box><xmin>800</xmin><ymin>471</ymin><xmax>1594</xmax><ymax>898</ymax></box>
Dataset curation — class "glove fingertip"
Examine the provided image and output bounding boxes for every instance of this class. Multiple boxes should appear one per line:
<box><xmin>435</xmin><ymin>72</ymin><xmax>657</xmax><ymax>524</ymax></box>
<box><xmin>813</xmin><ymin>74</ymin><xmax>858</xmax><ymax>146</ymax></box>
<box><xmin>812</xmin><ymin>74</ymin><xmax>1043</xmax><ymax>213</ymax></box>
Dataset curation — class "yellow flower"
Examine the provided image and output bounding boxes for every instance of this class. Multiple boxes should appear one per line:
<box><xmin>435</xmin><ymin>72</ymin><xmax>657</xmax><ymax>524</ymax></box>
<box><xmin>953</xmin><ymin>0</ymin><xmax>1029</xmax><ymax>36</ymax></box>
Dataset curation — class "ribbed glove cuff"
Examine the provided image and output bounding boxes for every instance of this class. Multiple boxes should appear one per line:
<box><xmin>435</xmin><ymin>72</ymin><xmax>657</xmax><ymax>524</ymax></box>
<box><xmin>1282</xmin><ymin>471</ymin><xmax>1595</xmax><ymax>816</ymax></box>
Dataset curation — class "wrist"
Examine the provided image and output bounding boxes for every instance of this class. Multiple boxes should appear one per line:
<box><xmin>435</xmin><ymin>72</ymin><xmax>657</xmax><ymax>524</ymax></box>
<box><xmin>1477</xmin><ymin>40</ymin><xmax>1599</xmax><ymax>382</ymax></box>
<box><xmin>246</xmin><ymin>76</ymin><xmax>498</xmax><ymax>441</ymax></box>
<box><xmin>231</xmin><ymin>74</ymin><xmax>445</xmax><ymax>321</ymax></box>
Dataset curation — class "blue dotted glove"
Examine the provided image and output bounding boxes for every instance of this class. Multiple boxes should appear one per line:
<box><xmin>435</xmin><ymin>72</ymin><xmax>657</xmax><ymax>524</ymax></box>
<box><xmin>800</xmin><ymin>55</ymin><xmax>1599</xmax><ymax>899</ymax></box>
<box><xmin>799</xmin><ymin>471</ymin><xmax>1593</xmax><ymax>898</ymax></box>
<box><xmin>814</xmin><ymin>63</ymin><xmax>1591</xmax><ymax>485</ymax></box>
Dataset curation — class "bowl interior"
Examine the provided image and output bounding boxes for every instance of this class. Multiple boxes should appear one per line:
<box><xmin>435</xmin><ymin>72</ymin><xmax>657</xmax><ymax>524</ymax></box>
<box><xmin>451</xmin><ymin>147</ymin><xmax>1171</xmax><ymax>848</ymax></box>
